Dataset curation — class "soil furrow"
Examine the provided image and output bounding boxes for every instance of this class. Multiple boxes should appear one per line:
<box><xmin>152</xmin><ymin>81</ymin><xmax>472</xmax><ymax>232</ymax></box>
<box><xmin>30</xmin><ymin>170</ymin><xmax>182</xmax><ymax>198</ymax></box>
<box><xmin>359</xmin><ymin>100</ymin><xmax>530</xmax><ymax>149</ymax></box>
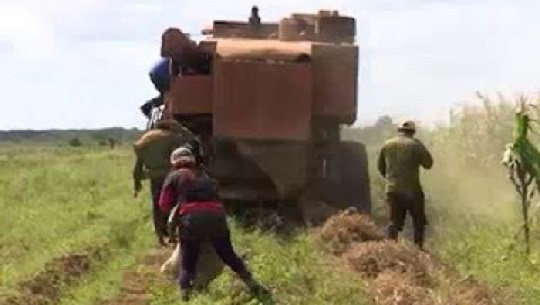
<box><xmin>0</xmin><ymin>246</ymin><xmax>108</xmax><ymax>305</ymax></box>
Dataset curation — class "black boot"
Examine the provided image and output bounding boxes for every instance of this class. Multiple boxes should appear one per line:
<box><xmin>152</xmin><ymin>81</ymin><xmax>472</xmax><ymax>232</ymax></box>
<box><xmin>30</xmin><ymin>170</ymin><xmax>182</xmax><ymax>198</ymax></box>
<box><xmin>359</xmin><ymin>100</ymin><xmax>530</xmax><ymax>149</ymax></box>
<box><xmin>413</xmin><ymin>226</ymin><xmax>425</xmax><ymax>251</ymax></box>
<box><xmin>156</xmin><ymin>235</ymin><xmax>166</xmax><ymax>248</ymax></box>
<box><xmin>386</xmin><ymin>224</ymin><xmax>400</xmax><ymax>241</ymax></box>
<box><xmin>239</xmin><ymin>272</ymin><xmax>270</xmax><ymax>295</ymax></box>
<box><xmin>180</xmin><ymin>288</ymin><xmax>192</xmax><ymax>302</ymax></box>
<box><xmin>244</xmin><ymin>278</ymin><xmax>270</xmax><ymax>295</ymax></box>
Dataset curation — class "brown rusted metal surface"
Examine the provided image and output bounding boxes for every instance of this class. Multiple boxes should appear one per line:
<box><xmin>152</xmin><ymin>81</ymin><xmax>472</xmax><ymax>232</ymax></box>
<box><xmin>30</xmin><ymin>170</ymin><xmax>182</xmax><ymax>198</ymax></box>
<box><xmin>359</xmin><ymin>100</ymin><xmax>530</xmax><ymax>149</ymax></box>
<box><xmin>207</xmin><ymin>40</ymin><xmax>358</xmax><ymax>123</ymax></box>
<box><xmin>169</xmin><ymin>75</ymin><xmax>213</xmax><ymax>115</ymax></box>
<box><xmin>312</xmin><ymin>44</ymin><xmax>358</xmax><ymax>123</ymax></box>
<box><xmin>210</xmin><ymin>139</ymin><xmax>281</xmax><ymax>201</ymax></box>
<box><xmin>198</xmin><ymin>40</ymin><xmax>217</xmax><ymax>54</ymax></box>
<box><xmin>209</xmin><ymin>139</ymin><xmax>309</xmax><ymax>201</ymax></box>
<box><xmin>278</xmin><ymin>17</ymin><xmax>316</xmax><ymax>41</ymax></box>
<box><xmin>316</xmin><ymin>16</ymin><xmax>356</xmax><ymax>43</ymax></box>
<box><xmin>211</xmin><ymin>21</ymin><xmax>278</xmax><ymax>39</ymax></box>
<box><xmin>153</xmin><ymin>8</ymin><xmax>369</xmax><ymax>210</ymax></box>
<box><xmin>236</xmin><ymin>140</ymin><xmax>309</xmax><ymax>200</ymax></box>
<box><xmin>213</xmin><ymin>59</ymin><xmax>313</xmax><ymax>141</ymax></box>
<box><xmin>212</xmin><ymin>39</ymin><xmax>313</xmax><ymax>61</ymax></box>
<box><xmin>161</xmin><ymin>28</ymin><xmax>194</xmax><ymax>58</ymax></box>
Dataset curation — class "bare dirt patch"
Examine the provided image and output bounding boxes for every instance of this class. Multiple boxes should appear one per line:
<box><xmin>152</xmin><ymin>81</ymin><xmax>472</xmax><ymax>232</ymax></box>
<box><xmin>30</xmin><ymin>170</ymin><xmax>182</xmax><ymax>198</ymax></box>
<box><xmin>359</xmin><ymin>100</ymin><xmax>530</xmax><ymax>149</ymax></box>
<box><xmin>99</xmin><ymin>248</ymin><xmax>171</xmax><ymax>305</ymax></box>
<box><xmin>0</xmin><ymin>247</ymin><xmax>106</xmax><ymax>305</ymax></box>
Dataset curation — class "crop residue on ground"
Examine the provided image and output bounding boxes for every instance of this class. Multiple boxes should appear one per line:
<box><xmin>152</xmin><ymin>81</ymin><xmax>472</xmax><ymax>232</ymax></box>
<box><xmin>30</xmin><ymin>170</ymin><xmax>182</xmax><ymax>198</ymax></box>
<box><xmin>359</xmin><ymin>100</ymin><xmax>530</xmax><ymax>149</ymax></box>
<box><xmin>318</xmin><ymin>209</ymin><xmax>508</xmax><ymax>305</ymax></box>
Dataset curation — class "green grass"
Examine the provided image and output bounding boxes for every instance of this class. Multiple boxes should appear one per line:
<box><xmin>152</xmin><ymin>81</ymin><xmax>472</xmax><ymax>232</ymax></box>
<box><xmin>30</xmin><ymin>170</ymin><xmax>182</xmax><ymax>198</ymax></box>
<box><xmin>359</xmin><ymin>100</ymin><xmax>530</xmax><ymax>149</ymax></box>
<box><xmin>1</xmin><ymin>144</ymin><xmax>370</xmax><ymax>305</ymax></box>
<box><xmin>58</xmin><ymin>220</ymin><xmax>155</xmax><ymax>305</ymax></box>
<box><xmin>435</xmin><ymin>220</ymin><xmax>540</xmax><ymax>305</ymax></box>
<box><xmin>362</xmin><ymin>145</ymin><xmax>540</xmax><ymax>304</ymax></box>
<box><xmin>150</xmin><ymin>224</ymin><xmax>369</xmax><ymax>305</ymax></box>
<box><xmin>5</xmin><ymin>99</ymin><xmax>540</xmax><ymax>305</ymax></box>
<box><xmin>0</xmin><ymin>145</ymin><xmax>152</xmax><ymax>295</ymax></box>
<box><xmin>422</xmin><ymin>134</ymin><xmax>540</xmax><ymax>304</ymax></box>
<box><xmin>351</xmin><ymin>94</ymin><xmax>540</xmax><ymax>305</ymax></box>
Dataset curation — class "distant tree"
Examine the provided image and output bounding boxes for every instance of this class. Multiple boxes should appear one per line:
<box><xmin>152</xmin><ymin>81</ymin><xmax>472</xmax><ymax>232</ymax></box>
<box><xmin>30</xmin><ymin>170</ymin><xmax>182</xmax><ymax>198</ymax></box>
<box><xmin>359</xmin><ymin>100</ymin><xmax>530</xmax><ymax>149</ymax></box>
<box><xmin>371</xmin><ymin>115</ymin><xmax>397</xmax><ymax>141</ymax></box>
<box><xmin>108</xmin><ymin>138</ymin><xmax>117</xmax><ymax>149</ymax></box>
<box><xmin>68</xmin><ymin>137</ymin><xmax>82</xmax><ymax>147</ymax></box>
<box><xmin>92</xmin><ymin>131</ymin><xmax>108</xmax><ymax>143</ymax></box>
<box><xmin>374</xmin><ymin>115</ymin><xmax>395</xmax><ymax>130</ymax></box>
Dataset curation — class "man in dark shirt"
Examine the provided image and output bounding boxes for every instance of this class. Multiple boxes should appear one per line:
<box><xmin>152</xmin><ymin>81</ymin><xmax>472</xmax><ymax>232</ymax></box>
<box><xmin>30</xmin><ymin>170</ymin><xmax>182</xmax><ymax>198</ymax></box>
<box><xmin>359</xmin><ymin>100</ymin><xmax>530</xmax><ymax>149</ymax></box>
<box><xmin>377</xmin><ymin>120</ymin><xmax>433</xmax><ymax>250</ymax></box>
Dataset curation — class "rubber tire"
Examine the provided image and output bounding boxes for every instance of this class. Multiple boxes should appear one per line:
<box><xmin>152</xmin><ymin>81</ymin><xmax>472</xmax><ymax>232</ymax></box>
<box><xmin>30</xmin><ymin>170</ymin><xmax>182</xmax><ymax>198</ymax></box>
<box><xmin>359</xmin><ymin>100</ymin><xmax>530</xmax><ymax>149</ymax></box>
<box><xmin>326</xmin><ymin>141</ymin><xmax>372</xmax><ymax>214</ymax></box>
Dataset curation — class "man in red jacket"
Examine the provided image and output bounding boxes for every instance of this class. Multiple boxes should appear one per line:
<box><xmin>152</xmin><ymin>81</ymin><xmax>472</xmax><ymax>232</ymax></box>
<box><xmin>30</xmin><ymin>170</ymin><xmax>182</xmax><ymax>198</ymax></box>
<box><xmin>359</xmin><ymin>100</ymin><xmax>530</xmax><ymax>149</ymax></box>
<box><xmin>159</xmin><ymin>147</ymin><xmax>268</xmax><ymax>301</ymax></box>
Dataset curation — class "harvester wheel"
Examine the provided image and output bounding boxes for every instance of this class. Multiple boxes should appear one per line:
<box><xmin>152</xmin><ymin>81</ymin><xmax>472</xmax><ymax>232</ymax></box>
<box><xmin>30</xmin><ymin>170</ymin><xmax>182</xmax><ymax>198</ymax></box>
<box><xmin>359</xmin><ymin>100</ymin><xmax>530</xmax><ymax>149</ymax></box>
<box><xmin>298</xmin><ymin>140</ymin><xmax>371</xmax><ymax>226</ymax></box>
<box><xmin>297</xmin><ymin>198</ymin><xmax>337</xmax><ymax>227</ymax></box>
<box><xmin>316</xmin><ymin>141</ymin><xmax>371</xmax><ymax>213</ymax></box>
<box><xmin>333</xmin><ymin>141</ymin><xmax>371</xmax><ymax>214</ymax></box>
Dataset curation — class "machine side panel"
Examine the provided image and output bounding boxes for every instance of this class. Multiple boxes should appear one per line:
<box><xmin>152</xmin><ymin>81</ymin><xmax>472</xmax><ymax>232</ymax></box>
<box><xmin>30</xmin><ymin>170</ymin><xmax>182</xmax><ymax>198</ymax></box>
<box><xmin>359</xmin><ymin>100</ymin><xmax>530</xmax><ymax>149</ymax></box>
<box><xmin>169</xmin><ymin>75</ymin><xmax>213</xmax><ymax>114</ymax></box>
<box><xmin>213</xmin><ymin>60</ymin><xmax>313</xmax><ymax>140</ymax></box>
<box><xmin>312</xmin><ymin>44</ymin><xmax>358</xmax><ymax>123</ymax></box>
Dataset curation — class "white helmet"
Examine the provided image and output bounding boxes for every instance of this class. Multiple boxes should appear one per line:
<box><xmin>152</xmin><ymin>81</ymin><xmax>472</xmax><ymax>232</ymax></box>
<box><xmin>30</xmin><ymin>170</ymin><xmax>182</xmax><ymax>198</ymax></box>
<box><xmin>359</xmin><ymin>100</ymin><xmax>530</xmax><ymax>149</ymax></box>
<box><xmin>170</xmin><ymin>146</ymin><xmax>195</xmax><ymax>165</ymax></box>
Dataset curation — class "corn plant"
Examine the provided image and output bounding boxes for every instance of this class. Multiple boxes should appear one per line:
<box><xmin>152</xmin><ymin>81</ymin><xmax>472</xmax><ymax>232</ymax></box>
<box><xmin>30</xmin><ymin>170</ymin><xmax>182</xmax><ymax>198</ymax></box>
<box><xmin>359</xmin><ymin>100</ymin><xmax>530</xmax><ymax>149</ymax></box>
<box><xmin>502</xmin><ymin>97</ymin><xmax>540</xmax><ymax>255</ymax></box>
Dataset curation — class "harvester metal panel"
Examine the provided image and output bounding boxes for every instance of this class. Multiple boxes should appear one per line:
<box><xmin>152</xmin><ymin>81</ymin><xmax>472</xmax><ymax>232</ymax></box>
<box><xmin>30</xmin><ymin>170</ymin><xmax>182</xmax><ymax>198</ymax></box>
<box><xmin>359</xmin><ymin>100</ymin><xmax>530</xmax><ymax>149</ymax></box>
<box><xmin>312</xmin><ymin>44</ymin><xmax>358</xmax><ymax>123</ymax></box>
<box><xmin>213</xmin><ymin>59</ymin><xmax>313</xmax><ymax>141</ymax></box>
<box><xmin>212</xmin><ymin>39</ymin><xmax>313</xmax><ymax>61</ymax></box>
<box><xmin>169</xmin><ymin>75</ymin><xmax>213</xmax><ymax>114</ymax></box>
<box><xmin>211</xmin><ymin>21</ymin><xmax>279</xmax><ymax>38</ymax></box>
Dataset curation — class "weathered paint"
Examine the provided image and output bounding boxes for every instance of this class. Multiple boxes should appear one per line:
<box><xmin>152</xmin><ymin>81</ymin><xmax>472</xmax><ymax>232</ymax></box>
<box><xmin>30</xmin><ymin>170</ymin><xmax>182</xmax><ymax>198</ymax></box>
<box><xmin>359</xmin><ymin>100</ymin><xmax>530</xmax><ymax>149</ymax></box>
<box><xmin>213</xmin><ymin>59</ymin><xmax>313</xmax><ymax>141</ymax></box>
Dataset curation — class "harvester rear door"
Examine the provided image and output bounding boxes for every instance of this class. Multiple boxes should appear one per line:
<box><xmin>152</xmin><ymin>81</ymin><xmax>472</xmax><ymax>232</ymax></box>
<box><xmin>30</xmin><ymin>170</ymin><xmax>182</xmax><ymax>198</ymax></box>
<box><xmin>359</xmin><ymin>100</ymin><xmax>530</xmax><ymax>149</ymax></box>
<box><xmin>213</xmin><ymin>59</ymin><xmax>313</xmax><ymax>141</ymax></box>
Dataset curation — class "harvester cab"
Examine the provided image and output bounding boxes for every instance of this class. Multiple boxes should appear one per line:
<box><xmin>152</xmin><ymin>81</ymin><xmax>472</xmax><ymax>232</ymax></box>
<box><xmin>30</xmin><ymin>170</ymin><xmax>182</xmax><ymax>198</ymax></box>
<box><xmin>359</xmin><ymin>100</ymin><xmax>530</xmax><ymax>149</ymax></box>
<box><xmin>149</xmin><ymin>7</ymin><xmax>371</xmax><ymax>220</ymax></box>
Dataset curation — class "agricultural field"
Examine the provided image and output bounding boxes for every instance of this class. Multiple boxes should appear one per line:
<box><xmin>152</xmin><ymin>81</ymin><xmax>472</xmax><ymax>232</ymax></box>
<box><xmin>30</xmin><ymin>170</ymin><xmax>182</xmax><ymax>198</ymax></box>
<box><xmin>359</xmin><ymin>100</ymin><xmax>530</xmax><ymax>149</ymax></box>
<box><xmin>2</xmin><ymin>95</ymin><xmax>540</xmax><ymax>305</ymax></box>
<box><xmin>344</xmin><ymin>94</ymin><xmax>540</xmax><ymax>304</ymax></box>
<box><xmin>0</xmin><ymin>144</ymin><xmax>369</xmax><ymax>305</ymax></box>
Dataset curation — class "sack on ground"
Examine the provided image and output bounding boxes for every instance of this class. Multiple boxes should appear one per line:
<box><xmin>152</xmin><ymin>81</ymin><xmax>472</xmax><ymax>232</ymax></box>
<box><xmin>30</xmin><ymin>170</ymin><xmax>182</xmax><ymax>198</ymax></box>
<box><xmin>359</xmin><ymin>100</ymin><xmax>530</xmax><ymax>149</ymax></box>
<box><xmin>160</xmin><ymin>242</ymin><xmax>225</xmax><ymax>288</ymax></box>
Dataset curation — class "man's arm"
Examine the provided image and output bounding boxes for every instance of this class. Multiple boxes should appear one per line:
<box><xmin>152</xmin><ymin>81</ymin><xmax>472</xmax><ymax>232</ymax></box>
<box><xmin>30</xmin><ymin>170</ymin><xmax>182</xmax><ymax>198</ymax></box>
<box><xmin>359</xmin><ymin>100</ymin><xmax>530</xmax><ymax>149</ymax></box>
<box><xmin>377</xmin><ymin>146</ymin><xmax>387</xmax><ymax>177</ymax></box>
<box><xmin>417</xmin><ymin>141</ymin><xmax>433</xmax><ymax>169</ymax></box>
<box><xmin>158</xmin><ymin>174</ymin><xmax>177</xmax><ymax>214</ymax></box>
<box><xmin>132</xmin><ymin>156</ymin><xmax>144</xmax><ymax>198</ymax></box>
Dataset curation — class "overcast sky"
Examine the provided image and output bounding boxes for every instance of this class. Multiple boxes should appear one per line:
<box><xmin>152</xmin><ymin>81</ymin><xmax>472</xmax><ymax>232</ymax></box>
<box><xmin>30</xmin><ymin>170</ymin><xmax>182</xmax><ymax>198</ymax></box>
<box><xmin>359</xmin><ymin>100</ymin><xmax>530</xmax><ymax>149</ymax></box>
<box><xmin>0</xmin><ymin>0</ymin><xmax>539</xmax><ymax>130</ymax></box>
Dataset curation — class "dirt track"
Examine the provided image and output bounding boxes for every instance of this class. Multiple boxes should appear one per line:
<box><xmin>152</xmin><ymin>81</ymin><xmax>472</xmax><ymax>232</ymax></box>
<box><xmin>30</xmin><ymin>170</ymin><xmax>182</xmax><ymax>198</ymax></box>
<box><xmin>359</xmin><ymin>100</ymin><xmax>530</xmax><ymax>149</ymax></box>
<box><xmin>99</xmin><ymin>248</ymin><xmax>171</xmax><ymax>305</ymax></box>
<box><xmin>0</xmin><ymin>244</ymin><xmax>173</xmax><ymax>305</ymax></box>
<box><xmin>100</xmin><ymin>208</ymin><xmax>507</xmax><ymax>305</ymax></box>
<box><xmin>2</xmin><ymin>209</ymin><xmax>506</xmax><ymax>305</ymax></box>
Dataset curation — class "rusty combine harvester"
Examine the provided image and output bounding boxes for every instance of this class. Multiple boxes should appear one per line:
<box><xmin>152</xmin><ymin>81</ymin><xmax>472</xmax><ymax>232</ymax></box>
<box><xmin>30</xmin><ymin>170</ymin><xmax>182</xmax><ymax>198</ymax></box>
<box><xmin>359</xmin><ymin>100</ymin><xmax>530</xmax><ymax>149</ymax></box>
<box><xmin>159</xmin><ymin>7</ymin><xmax>371</xmax><ymax>216</ymax></box>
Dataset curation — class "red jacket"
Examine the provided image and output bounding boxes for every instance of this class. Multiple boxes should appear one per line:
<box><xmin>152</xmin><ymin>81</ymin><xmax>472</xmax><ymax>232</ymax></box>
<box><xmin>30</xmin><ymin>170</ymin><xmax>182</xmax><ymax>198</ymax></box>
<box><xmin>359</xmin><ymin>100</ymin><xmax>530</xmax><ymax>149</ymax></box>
<box><xmin>158</xmin><ymin>163</ymin><xmax>224</xmax><ymax>216</ymax></box>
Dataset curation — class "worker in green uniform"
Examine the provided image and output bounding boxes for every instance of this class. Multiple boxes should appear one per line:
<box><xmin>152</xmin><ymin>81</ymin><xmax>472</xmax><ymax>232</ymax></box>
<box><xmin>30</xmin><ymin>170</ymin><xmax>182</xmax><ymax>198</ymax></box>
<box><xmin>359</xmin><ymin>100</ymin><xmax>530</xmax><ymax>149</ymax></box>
<box><xmin>133</xmin><ymin>119</ymin><xmax>196</xmax><ymax>246</ymax></box>
<box><xmin>377</xmin><ymin>120</ymin><xmax>433</xmax><ymax>250</ymax></box>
